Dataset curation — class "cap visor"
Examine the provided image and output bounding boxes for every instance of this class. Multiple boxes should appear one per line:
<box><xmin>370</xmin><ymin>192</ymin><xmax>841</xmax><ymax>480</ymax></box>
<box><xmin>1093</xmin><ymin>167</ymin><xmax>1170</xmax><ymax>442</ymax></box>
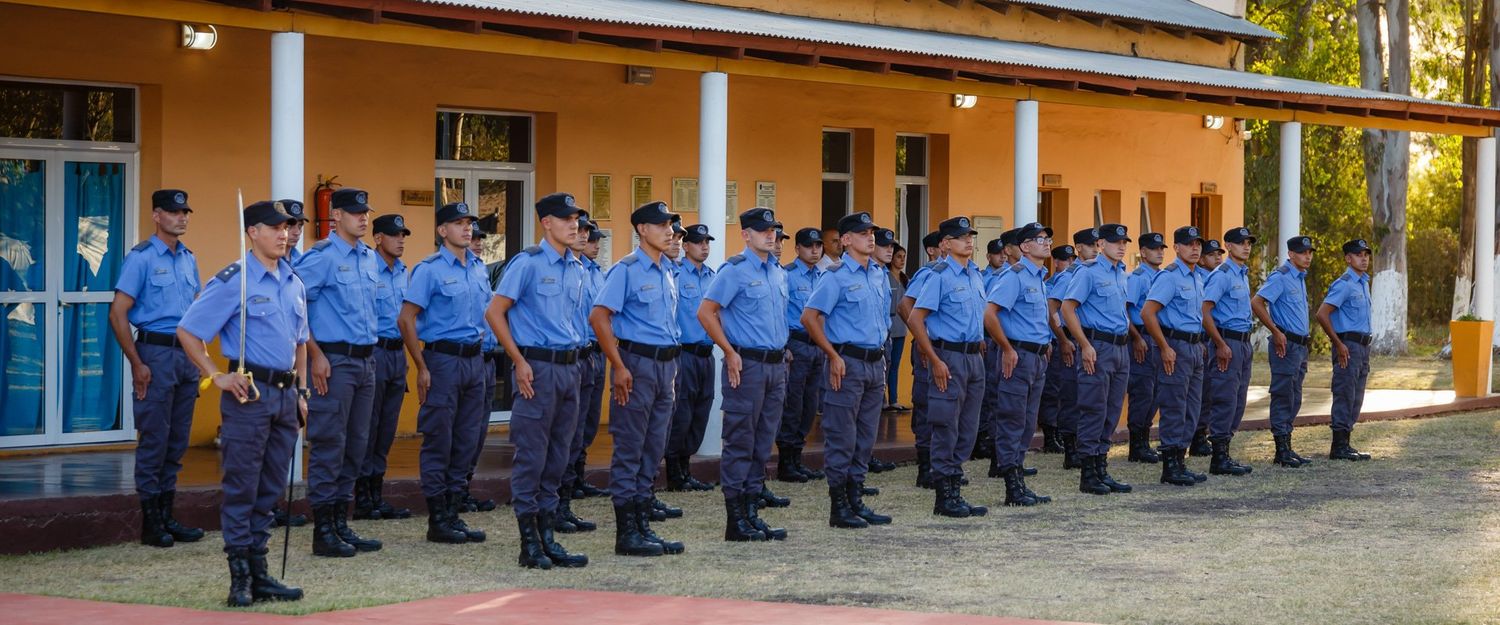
<box><xmin>262</xmin><ymin>213</ymin><xmax>296</xmax><ymax>226</ymax></box>
<box><xmin>847</xmin><ymin>223</ymin><xmax>878</xmax><ymax>233</ymax></box>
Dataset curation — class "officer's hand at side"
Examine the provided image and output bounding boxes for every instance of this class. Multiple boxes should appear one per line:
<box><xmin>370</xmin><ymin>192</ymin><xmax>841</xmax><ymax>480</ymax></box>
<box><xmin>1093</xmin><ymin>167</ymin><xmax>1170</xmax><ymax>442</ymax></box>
<box><xmin>213</xmin><ymin>372</ymin><xmax>251</xmax><ymax>403</ymax></box>
<box><xmin>1160</xmin><ymin>346</ymin><xmax>1177</xmax><ymax>376</ymax></box>
<box><xmin>613</xmin><ymin>367</ymin><xmax>634</xmax><ymax>405</ymax></box>
<box><xmin>514</xmin><ymin>359</ymin><xmax>536</xmax><ymax>399</ymax></box>
<box><xmin>1001</xmin><ymin>347</ymin><xmax>1018</xmax><ymax>379</ymax></box>
<box><xmin>724</xmin><ymin>351</ymin><xmax>744</xmax><ymax>389</ymax></box>
<box><xmin>931</xmin><ymin>359</ymin><xmax>951</xmax><ymax>392</ymax></box>
<box><xmin>1061</xmin><ymin>340</ymin><xmax>1075</xmax><ymax>367</ymax></box>
<box><xmin>827</xmin><ymin>356</ymin><xmax>847</xmax><ymax>391</ymax></box>
<box><xmin>297</xmin><ymin>397</ymin><xmax>308</xmax><ymax>429</ymax></box>
<box><xmin>132</xmin><ymin>363</ymin><xmax>152</xmax><ymax>401</ymax></box>
<box><xmin>1335</xmin><ymin>342</ymin><xmax>1350</xmax><ymax>368</ymax></box>
<box><xmin>1132</xmin><ymin>337</ymin><xmax>1148</xmax><ymax>363</ymax></box>
<box><xmin>1216</xmin><ymin>343</ymin><xmax>1232</xmax><ymax>372</ymax></box>
<box><xmin>1271</xmin><ymin>330</ymin><xmax>1287</xmax><ymax>358</ymax></box>
<box><xmin>1080</xmin><ymin>343</ymin><xmax>1097</xmax><ymax>375</ymax></box>
<box><xmin>310</xmin><ymin>352</ymin><xmax>331</xmax><ymax>396</ymax></box>
<box><xmin>416</xmin><ymin>367</ymin><xmax>432</xmax><ymax>405</ymax></box>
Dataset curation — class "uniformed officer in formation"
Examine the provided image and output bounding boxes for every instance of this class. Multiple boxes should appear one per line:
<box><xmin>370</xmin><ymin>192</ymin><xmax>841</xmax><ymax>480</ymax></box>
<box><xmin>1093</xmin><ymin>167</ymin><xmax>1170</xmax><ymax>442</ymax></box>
<box><xmin>111</xmin><ymin>188</ymin><xmax>204</xmax><ymax>548</ymax></box>
<box><xmin>399</xmin><ymin>201</ymin><xmax>491</xmax><ymax>545</ymax></box>
<box><xmin>901</xmin><ymin>230</ymin><xmax>945</xmax><ymax>488</ymax></box>
<box><xmin>177</xmin><ymin>199</ymin><xmax>306</xmax><ymax>607</ymax></box>
<box><xmin>488</xmin><ymin>191</ymin><xmax>590</xmax><ymax>569</ymax></box>
<box><xmin>1141</xmin><ymin>226</ymin><xmax>1210</xmax><ymax>486</ymax></box>
<box><xmin>700</xmin><ymin>207</ymin><xmax>792</xmax><ymax>542</ymax></box>
<box><xmin>666</xmin><ymin>223</ymin><xmax>718</xmax><ymax>492</ymax></box>
<box><xmin>908</xmin><ymin>216</ymin><xmax>989</xmax><ymax>518</ymax></box>
<box><xmin>985</xmin><ymin>221</ymin><xmax>1056</xmax><ymax>507</ymax></box>
<box><xmin>1201</xmin><ymin>228</ymin><xmax>1256</xmax><ymax>476</ymax></box>
<box><xmin>777</xmin><ymin>227</ymin><xmax>826</xmax><ymax>482</ymax></box>
<box><xmin>1125</xmin><ymin>231</ymin><xmax>1166</xmax><ymax>463</ymax></box>
<box><xmin>1049</xmin><ymin>227</ymin><xmax>1100</xmax><ymax>467</ymax></box>
<box><xmin>868</xmin><ymin>227</ymin><xmax>898</xmax><ymax>476</ymax></box>
<box><xmin>355</xmin><ymin>213</ymin><xmax>413</xmax><ymax>520</ymax></box>
<box><xmin>1251</xmin><ymin>235</ymin><xmax>1316</xmax><ymax>467</ymax></box>
<box><xmin>565</xmin><ymin>220</ymin><xmax>609</xmax><ymax>501</ymax></box>
<box><xmin>803</xmin><ymin>211</ymin><xmax>893</xmax><ymax>528</ymax></box>
<box><xmin>591</xmin><ymin>201</ymin><xmax>686</xmax><ymax>557</ymax></box>
<box><xmin>1191</xmin><ymin>239</ymin><xmax>1226</xmax><ymax>457</ymax></box>
<box><xmin>294</xmin><ymin>187</ymin><xmax>383</xmax><ymax>557</ymax></box>
<box><xmin>459</xmin><ymin>224</ymin><xmax>501</xmax><ymax>514</ymax></box>
<box><xmin>1317</xmin><ymin>238</ymin><xmax>1375</xmax><ymax>461</ymax></box>
<box><xmin>975</xmin><ymin>237</ymin><xmax>1006</xmax><ymax>467</ymax></box>
<box><xmin>1037</xmin><ymin>241</ymin><xmax>1078</xmax><ymax>457</ymax></box>
<box><xmin>1061</xmin><ymin>223</ymin><xmax>1134</xmax><ymax>496</ymax></box>
<box><xmin>283</xmin><ymin>199</ymin><xmax>309</xmax><ymax>264</ymax></box>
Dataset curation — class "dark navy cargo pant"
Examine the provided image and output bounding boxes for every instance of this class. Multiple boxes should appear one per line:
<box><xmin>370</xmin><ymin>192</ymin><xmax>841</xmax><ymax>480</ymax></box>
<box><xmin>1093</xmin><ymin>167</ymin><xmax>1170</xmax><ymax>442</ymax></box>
<box><xmin>1125</xmin><ymin>338</ymin><xmax>1158</xmax><ymax>433</ymax></box>
<box><xmin>416</xmin><ymin>350</ymin><xmax>486</xmax><ymax>498</ymax></box>
<box><xmin>721</xmin><ymin>356</ymin><xmax>787</xmax><ymax>499</ymax></box>
<box><xmin>928</xmin><ymin>348</ymin><xmax>984</xmax><ymax>479</ymax></box>
<box><xmin>133</xmin><ymin>342</ymin><xmax>200</xmax><ymax>496</ymax></box>
<box><xmin>609</xmin><ymin>351</ymin><xmax>676</xmax><ymax>507</ymax></box>
<box><xmin>1268</xmin><ymin>341</ymin><xmax>1309</xmax><ymax>437</ymax></box>
<box><xmin>821</xmin><ymin>355</ymin><xmax>886</xmax><ymax>487</ymax></box>
<box><xmin>1077</xmin><ymin>339</ymin><xmax>1129</xmax><ymax>457</ymax></box>
<box><xmin>1039</xmin><ymin>340</ymin><xmax>1078</xmax><ymax>436</ymax></box>
<box><xmin>360</xmin><ymin>345</ymin><xmax>408</xmax><ymax>478</ymax></box>
<box><xmin>220</xmin><ymin>381</ymin><xmax>299</xmax><ymax>551</ymax></box>
<box><xmin>669</xmin><ymin>351</ymin><xmax>715</xmax><ymax>458</ymax></box>
<box><xmin>993</xmin><ymin>349</ymin><xmax>1046</xmax><ymax>469</ymax></box>
<box><xmin>777</xmin><ymin>338</ymin><xmax>823</xmax><ymax>449</ymax></box>
<box><xmin>1154</xmin><ymin>336</ymin><xmax>1205</xmax><ymax>451</ymax></box>
<box><xmin>1330</xmin><ymin>341</ymin><xmax>1370</xmax><ymax>433</ymax></box>
<box><xmin>1205</xmin><ymin>337</ymin><xmax>1252</xmax><ymax>439</ymax></box>
<box><xmin>910</xmin><ymin>348</ymin><xmax>932</xmax><ymax>451</ymax></box>
<box><xmin>306</xmin><ymin>352</ymin><xmax>375</xmax><ymax>506</ymax></box>
<box><xmin>563</xmin><ymin>349</ymin><xmax>606</xmax><ymax>486</ymax></box>
<box><xmin>509</xmin><ymin>358</ymin><xmax>581</xmax><ymax>516</ymax></box>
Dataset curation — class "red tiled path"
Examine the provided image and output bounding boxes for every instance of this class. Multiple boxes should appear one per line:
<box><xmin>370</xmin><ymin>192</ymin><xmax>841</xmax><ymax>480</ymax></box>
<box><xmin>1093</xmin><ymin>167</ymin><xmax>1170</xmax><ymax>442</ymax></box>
<box><xmin>0</xmin><ymin>589</ymin><xmax>1097</xmax><ymax>625</ymax></box>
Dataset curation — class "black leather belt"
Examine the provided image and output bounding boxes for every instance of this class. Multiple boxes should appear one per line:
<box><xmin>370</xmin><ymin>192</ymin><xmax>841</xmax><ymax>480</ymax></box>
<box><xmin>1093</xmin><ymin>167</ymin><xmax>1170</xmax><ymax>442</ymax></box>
<box><xmin>1011</xmin><ymin>340</ymin><xmax>1049</xmax><ymax>356</ymax></box>
<box><xmin>1084</xmin><ymin>328</ymin><xmax>1129</xmax><ymax>345</ymax></box>
<box><xmin>376</xmin><ymin>337</ymin><xmax>404</xmax><ymax>351</ymax></box>
<box><xmin>242</xmin><ymin>363</ymin><xmax>298</xmax><ymax>388</ymax></box>
<box><xmin>1338</xmin><ymin>331</ymin><xmax>1373</xmax><ymax>347</ymax></box>
<box><xmin>735</xmin><ymin>345</ymin><xmax>785</xmax><ymax>364</ymax></box>
<box><xmin>1220</xmin><ymin>328</ymin><xmax>1251</xmax><ymax>342</ymax></box>
<box><xmin>135</xmin><ymin>330</ymin><xmax>181</xmax><ymax>348</ymax></box>
<box><xmin>425</xmin><ymin>340</ymin><xmax>483</xmax><ymax>357</ymax></box>
<box><xmin>1284</xmin><ymin>332</ymin><xmax>1311</xmax><ymax>347</ymax></box>
<box><xmin>1164</xmin><ymin>329</ymin><xmax>1206</xmax><ymax>344</ymax></box>
<box><xmin>580</xmin><ymin>341</ymin><xmax>600</xmax><ymax>358</ymax></box>
<box><xmin>520</xmin><ymin>346</ymin><xmax>579</xmax><ymax>365</ymax></box>
<box><xmin>788</xmin><ymin>329</ymin><xmax>812</xmax><ymax>344</ymax></box>
<box><xmin>680</xmin><ymin>343</ymin><xmax>715</xmax><ymax>358</ymax></box>
<box><xmin>619</xmin><ymin>340</ymin><xmax>679</xmax><ymax>361</ymax></box>
<box><xmin>318</xmin><ymin>341</ymin><xmax>375</xmax><ymax>358</ymax></box>
<box><xmin>834</xmin><ymin>343</ymin><xmax>884</xmax><ymax>362</ymax></box>
<box><xmin>932</xmin><ymin>339</ymin><xmax>982</xmax><ymax>354</ymax></box>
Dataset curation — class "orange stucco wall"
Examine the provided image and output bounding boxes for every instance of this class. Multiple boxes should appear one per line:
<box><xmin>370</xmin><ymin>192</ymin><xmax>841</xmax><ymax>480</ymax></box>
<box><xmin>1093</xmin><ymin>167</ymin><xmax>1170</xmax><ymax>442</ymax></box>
<box><xmin>0</xmin><ymin>5</ymin><xmax>1242</xmax><ymax>448</ymax></box>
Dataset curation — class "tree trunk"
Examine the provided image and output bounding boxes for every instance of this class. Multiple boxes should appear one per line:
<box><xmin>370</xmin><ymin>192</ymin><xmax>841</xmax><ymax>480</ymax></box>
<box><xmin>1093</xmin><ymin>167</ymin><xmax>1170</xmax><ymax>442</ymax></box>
<box><xmin>1359</xmin><ymin>0</ymin><xmax>1411</xmax><ymax>355</ymax></box>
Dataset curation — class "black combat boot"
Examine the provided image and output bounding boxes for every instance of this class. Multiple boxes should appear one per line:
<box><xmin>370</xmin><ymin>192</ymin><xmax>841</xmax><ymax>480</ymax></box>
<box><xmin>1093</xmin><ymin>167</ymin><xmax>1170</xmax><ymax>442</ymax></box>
<box><xmin>1189</xmin><ymin>426</ymin><xmax>1213</xmax><ymax>457</ymax></box>
<box><xmin>1160</xmin><ymin>449</ymin><xmax>1197</xmax><ymax>486</ymax></box>
<box><xmin>1329</xmin><ymin>429</ymin><xmax>1371</xmax><ymax>461</ymax></box>
<box><xmin>848</xmin><ymin>481</ymin><xmax>892</xmax><ymax>525</ymax></box>
<box><xmin>613</xmin><ymin>502</ymin><xmax>664</xmax><ymax>557</ymax></box>
<box><xmin>447</xmin><ymin>491</ymin><xmax>487</xmax><ymax>543</ymax></box>
<box><xmin>652</xmin><ymin>495</ymin><xmax>684</xmax><ymax>519</ymax></box>
<box><xmin>370</xmin><ymin>473</ymin><xmax>411</xmax><ymax>519</ymax></box>
<box><xmin>988</xmin><ymin>453</ymin><xmax>1004</xmax><ymax>478</ymax></box>
<box><xmin>463</xmin><ymin>480</ymin><xmax>497</xmax><ymax>512</ymax></box>
<box><xmin>225</xmin><ymin>547</ymin><xmax>254</xmax><ymax>608</ymax></box>
<box><xmin>1128</xmin><ymin>428</ymin><xmax>1160</xmax><ymax>463</ymax></box>
<box><xmin>971</xmin><ymin>429</ymin><xmax>994</xmax><ymax>460</ymax></box>
<box><xmin>635</xmin><ymin>497</ymin><xmax>685</xmax><ymax>554</ymax></box>
<box><xmin>934</xmin><ymin>474</ymin><xmax>971</xmax><ymax>517</ymax></box>
<box><xmin>515</xmin><ymin>513</ymin><xmax>553</xmax><ymax>570</ymax></box>
<box><xmin>916</xmin><ymin>447</ymin><xmax>934</xmax><ymax>488</ymax></box>
<box><xmin>537</xmin><ymin>511</ymin><xmax>588</xmax><ymax>568</ymax></box>
<box><xmin>1016</xmin><ymin>467</ymin><xmax>1052</xmax><ymax>503</ymax></box>
<box><xmin>744</xmin><ymin>491</ymin><xmax>787</xmax><ymax>540</ymax></box>
<box><xmin>681</xmin><ymin>456</ymin><xmax>715</xmax><ymax>491</ymax></box>
<box><xmin>869</xmin><ymin>456</ymin><xmax>896</xmax><ymax>473</ymax></box>
<box><xmin>573</xmin><ymin>459</ymin><xmax>608</xmax><ymax>498</ymax></box>
<box><xmin>828</xmin><ymin>483</ymin><xmax>869</xmax><ymax>529</ymax></box>
<box><xmin>332</xmin><ymin>500</ymin><xmax>382</xmax><ymax>552</ymax></box>
<box><xmin>425</xmin><ymin>495</ymin><xmax>467</xmax><ymax>544</ymax></box>
<box><xmin>1182</xmin><ymin>454</ymin><xmax>1209</xmax><ymax>483</ymax></box>
<box><xmin>799</xmin><ymin>449</ymin><xmax>825</xmax><ymax>480</ymax></box>
<box><xmin>724</xmin><ymin>494</ymin><xmax>766</xmax><ymax>542</ymax></box>
<box><xmin>1209</xmin><ymin>437</ymin><xmax>1253</xmax><ymax>476</ymax></box>
<box><xmin>1095</xmin><ymin>455</ymin><xmax>1133</xmax><ymax>493</ymax></box>
<box><xmin>140</xmin><ymin>494</ymin><xmax>175</xmax><ymax>548</ymax></box>
<box><xmin>665</xmin><ymin>455</ymin><xmax>690</xmax><ymax>492</ymax></box>
<box><xmin>1273</xmin><ymin>434</ymin><xmax>1304</xmax><ymax>467</ymax></box>
<box><xmin>758</xmin><ymin>484</ymin><xmax>790</xmax><ymax>508</ymax></box>
<box><xmin>158</xmin><ymin>490</ymin><xmax>204</xmax><ymax>543</ymax></box>
<box><xmin>248</xmin><ymin>547</ymin><xmax>304</xmax><ymax>602</ymax></box>
<box><xmin>311</xmin><ymin>504</ymin><xmax>355</xmax><ymax>557</ymax></box>
<box><xmin>1003</xmin><ymin>467</ymin><xmax>1038</xmax><ymax>506</ymax></box>
<box><xmin>555</xmin><ymin>490</ymin><xmax>596</xmax><ymax>533</ymax></box>
<box><xmin>1063</xmin><ymin>434</ymin><xmax>1083</xmax><ymax>470</ymax></box>
<box><xmin>1041</xmin><ymin>424</ymin><xmax>1064</xmax><ymax>453</ymax></box>
<box><xmin>353</xmin><ymin>477</ymin><xmax>379</xmax><ymax>520</ymax></box>
<box><xmin>1078</xmin><ymin>455</ymin><xmax>1110</xmax><ymax>495</ymax></box>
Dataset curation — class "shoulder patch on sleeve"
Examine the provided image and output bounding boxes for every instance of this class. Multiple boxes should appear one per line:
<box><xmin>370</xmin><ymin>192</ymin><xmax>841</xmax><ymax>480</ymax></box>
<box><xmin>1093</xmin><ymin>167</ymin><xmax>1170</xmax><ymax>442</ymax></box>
<box><xmin>214</xmin><ymin>262</ymin><xmax>242</xmax><ymax>283</ymax></box>
<box><xmin>619</xmin><ymin>253</ymin><xmax>640</xmax><ymax>266</ymax></box>
<box><xmin>726</xmin><ymin>255</ymin><xmax>747</xmax><ymax>265</ymax></box>
<box><xmin>131</xmin><ymin>240</ymin><xmax>151</xmax><ymax>253</ymax></box>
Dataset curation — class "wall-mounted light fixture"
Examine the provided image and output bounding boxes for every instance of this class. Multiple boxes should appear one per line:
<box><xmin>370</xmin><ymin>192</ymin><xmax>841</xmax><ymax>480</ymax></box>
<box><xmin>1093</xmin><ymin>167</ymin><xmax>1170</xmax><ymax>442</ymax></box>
<box><xmin>180</xmin><ymin>24</ymin><xmax>218</xmax><ymax>50</ymax></box>
<box><xmin>626</xmin><ymin>65</ymin><xmax>655</xmax><ymax>86</ymax></box>
<box><xmin>952</xmin><ymin>94</ymin><xmax>978</xmax><ymax>109</ymax></box>
<box><xmin>1202</xmin><ymin>114</ymin><xmax>1225</xmax><ymax>130</ymax></box>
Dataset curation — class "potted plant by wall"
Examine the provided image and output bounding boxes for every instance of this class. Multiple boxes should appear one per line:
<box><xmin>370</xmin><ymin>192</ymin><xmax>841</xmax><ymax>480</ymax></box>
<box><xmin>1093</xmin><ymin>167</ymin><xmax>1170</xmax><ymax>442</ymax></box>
<box><xmin>1450</xmin><ymin>314</ymin><xmax>1494</xmax><ymax>398</ymax></box>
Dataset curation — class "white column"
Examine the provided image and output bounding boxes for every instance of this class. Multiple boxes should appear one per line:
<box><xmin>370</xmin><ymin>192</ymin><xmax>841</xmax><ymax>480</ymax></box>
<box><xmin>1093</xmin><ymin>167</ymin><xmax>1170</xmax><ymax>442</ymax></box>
<box><xmin>272</xmin><ymin>31</ymin><xmax>305</xmax><ymax>481</ymax></box>
<box><xmin>1278</xmin><ymin>121</ymin><xmax>1302</xmax><ymax>260</ymax></box>
<box><xmin>1478</xmin><ymin>135</ymin><xmax>1496</xmax><ymax>323</ymax></box>
<box><xmin>1013</xmin><ymin>100</ymin><xmax>1039</xmax><ymax>226</ymax></box>
<box><xmin>697</xmin><ymin>71</ymin><xmax>728</xmax><ymax>457</ymax></box>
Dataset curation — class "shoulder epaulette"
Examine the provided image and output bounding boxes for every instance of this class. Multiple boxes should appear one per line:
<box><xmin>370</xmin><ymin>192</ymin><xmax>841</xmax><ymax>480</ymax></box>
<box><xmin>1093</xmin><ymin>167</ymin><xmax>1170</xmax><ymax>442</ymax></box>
<box><xmin>827</xmin><ymin>262</ymin><xmax>843</xmax><ymax>272</ymax></box>
<box><xmin>727</xmin><ymin>255</ymin><xmax>748</xmax><ymax>265</ymax></box>
<box><xmin>214</xmin><ymin>262</ymin><xmax>242</xmax><ymax>283</ymax></box>
<box><xmin>419</xmin><ymin>252</ymin><xmax>443</xmax><ymax>265</ymax></box>
<box><xmin>619</xmin><ymin>253</ymin><xmax>640</xmax><ymax>266</ymax></box>
<box><xmin>1065</xmin><ymin>263</ymin><xmax>1081</xmax><ymax>273</ymax></box>
<box><xmin>312</xmin><ymin>239</ymin><xmax>334</xmax><ymax>252</ymax></box>
<box><xmin>521</xmin><ymin>245</ymin><xmax>542</xmax><ymax>256</ymax></box>
<box><xmin>782</xmin><ymin>262</ymin><xmax>795</xmax><ymax>271</ymax></box>
<box><xmin>131</xmin><ymin>240</ymin><xmax>151</xmax><ymax>253</ymax></box>
<box><xmin>924</xmin><ymin>260</ymin><xmax>942</xmax><ymax>269</ymax></box>
<box><xmin>1277</xmin><ymin>264</ymin><xmax>1291</xmax><ymax>274</ymax></box>
<box><xmin>1010</xmin><ymin>263</ymin><xmax>1025</xmax><ymax>273</ymax></box>
<box><xmin>1337</xmin><ymin>272</ymin><xmax>1352</xmax><ymax>282</ymax></box>
<box><xmin>932</xmin><ymin>262</ymin><xmax>950</xmax><ymax>274</ymax></box>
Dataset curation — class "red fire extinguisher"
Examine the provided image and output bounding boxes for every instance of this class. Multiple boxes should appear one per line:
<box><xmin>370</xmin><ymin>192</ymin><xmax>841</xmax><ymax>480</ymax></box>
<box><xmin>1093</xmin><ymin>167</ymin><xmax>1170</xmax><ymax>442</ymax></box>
<box><xmin>313</xmin><ymin>174</ymin><xmax>340</xmax><ymax>240</ymax></box>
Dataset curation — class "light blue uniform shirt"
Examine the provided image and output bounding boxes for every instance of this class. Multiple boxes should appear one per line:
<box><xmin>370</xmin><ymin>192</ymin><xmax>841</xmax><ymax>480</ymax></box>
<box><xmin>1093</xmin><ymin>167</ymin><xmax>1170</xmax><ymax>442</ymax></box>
<box><xmin>1323</xmin><ymin>268</ymin><xmax>1372</xmax><ymax>334</ymax></box>
<box><xmin>675</xmin><ymin>260</ymin><xmax>715</xmax><ymax>346</ymax></box>
<box><xmin>988</xmin><ymin>257</ymin><xmax>1051</xmax><ymax>344</ymax></box>
<box><xmin>294</xmin><ymin>235</ymin><xmax>380</xmax><ymax>345</ymax></box>
<box><xmin>1044</xmin><ymin>264</ymin><xmax>1077</xmax><ymax>331</ymax></box>
<box><xmin>705</xmin><ymin>249</ymin><xmax>789</xmax><ymax>350</ymax></box>
<box><xmin>784</xmin><ymin>259</ymin><xmax>821</xmax><ymax>331</ymax></box>
<box><xmin>495</xmin><ymin>239</ymin><xmax>585</xmax><ymax>350</ymax></box>
<box><xmin>805</xmin><ymin>253</ymin><xmax>888</xmax><ymax>348</ymax></box>
<box><xmin>114</xmin><ymin>235</ymin><xmax>200</xmax><ymax>334</ymax></box>
<box><xmin>913</xmin><ymin>255</ymin><xmax>985</xmax><ymax>343</ymax></box>
<box><xmin>1203</xmin><ymin>258</ymin><xmax>1252</xmax><ymax>333</ymax></box>
<box><xmin>373</xmin><ymin>256</ymin><xmax>407</xmax><ymax>340</ymax></box>
<box><xmin>594</xmin><ymin>247</ymin><xmax>680</xmax><ymax>346</ymax></box>
<box><xmin>180</xmin><ymin>254</ymin><xmax>307</xmax><ymax>370</ymax></box>
<box><xmin>1063</xmin><ymin>258</ymin><xmax>1130</xmax><ymax>335</ymax></box>
<box><xmin>1255</xmin><ymin>261</ymin><xmax>1310</xmax><ymax>336</ymax></box>
<box><xmin>1145</xmin><ymin>258</ymin><xmax>1205</xmax><ymax>333</ymax></box>
<box><xmin>903</xmin><ymin>260</ymin><xmax>942</xmax><ymax>305</ymax></box>
<box><xmin>404</xmin><ymin>245</ymin><xmax>492</xmax><ymax>344</ymax></box>
<box><xmin>1126</xmin><ymin>264</ymin><xmax>1161</xmax><ymax>328</ymax></box>
<box><xmin>577</xmin><ymin>256</ymin><xmax>604</xmax><ymax>343</ymax></box>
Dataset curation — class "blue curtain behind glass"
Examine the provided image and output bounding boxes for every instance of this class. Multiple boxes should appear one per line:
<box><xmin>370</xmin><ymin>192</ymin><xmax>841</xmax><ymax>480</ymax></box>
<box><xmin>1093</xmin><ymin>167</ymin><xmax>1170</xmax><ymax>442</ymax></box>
<box><xmin>0</xmin><ymin>159</ymin><xmax>47</xmax><ymax>437</ymax></box>
<box><xmin>63</xmin><ymin>162</ymin><xmax>124</xmax><ymax>433</ymax></box>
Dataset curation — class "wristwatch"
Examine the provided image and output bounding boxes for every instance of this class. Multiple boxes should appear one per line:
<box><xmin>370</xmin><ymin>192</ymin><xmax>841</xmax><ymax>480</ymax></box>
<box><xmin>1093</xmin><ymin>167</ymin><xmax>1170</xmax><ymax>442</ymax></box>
<box><xmin>297</xmin><ymin>387</ymin><xmax>312</xmax><ymax>400</ymax></box>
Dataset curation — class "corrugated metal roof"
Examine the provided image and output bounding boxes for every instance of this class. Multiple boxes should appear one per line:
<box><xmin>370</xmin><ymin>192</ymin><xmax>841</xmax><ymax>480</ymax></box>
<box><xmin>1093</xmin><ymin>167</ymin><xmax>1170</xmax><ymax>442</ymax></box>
<box><xmin>421</xmin><ymin>0</ymin><xmax>1479</xmax><ymax>112</ymax></box>
<box><xmin>1002</xmin><ymin>0</ymin><xmax>1279</xmax><ymax>40</ymax></box>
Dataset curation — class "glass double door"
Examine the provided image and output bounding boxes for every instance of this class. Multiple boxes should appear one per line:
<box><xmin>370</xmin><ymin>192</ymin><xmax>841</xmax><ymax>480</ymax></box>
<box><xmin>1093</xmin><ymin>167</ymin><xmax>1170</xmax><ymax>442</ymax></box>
<box><xmin>0</xmin><ymin>149</ymin><xmax>136</xmax><ymax>447</ymax></box>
